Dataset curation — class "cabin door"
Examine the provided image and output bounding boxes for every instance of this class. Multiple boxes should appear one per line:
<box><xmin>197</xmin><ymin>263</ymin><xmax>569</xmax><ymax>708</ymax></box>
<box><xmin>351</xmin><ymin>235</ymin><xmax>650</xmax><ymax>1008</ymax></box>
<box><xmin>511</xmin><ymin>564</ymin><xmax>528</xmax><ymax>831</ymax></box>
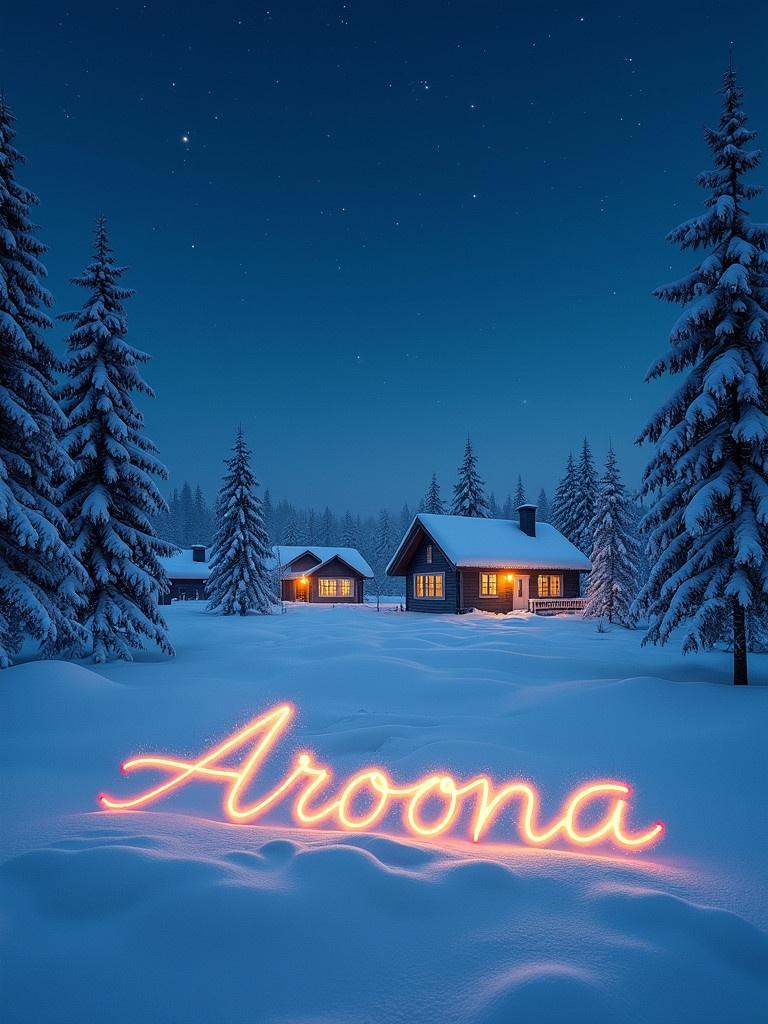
<box><xmin>512</xmin><ymin>574</ymin><xmax>529</xmax><ymax>611</ymax></box>
<box><xmin>295</xmin><ymin>580</ymin><xmax>309</xmax><ymax>602</ymax></box>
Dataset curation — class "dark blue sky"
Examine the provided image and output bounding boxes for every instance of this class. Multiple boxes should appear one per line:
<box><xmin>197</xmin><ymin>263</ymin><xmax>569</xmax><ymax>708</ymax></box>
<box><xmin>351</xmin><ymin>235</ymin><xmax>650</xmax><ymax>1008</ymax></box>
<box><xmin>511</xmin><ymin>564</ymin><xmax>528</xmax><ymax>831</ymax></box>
<box><xmin>3</xmin><ymin>1</ymin><xmax>767</xmax><ymax>512</ymax></box>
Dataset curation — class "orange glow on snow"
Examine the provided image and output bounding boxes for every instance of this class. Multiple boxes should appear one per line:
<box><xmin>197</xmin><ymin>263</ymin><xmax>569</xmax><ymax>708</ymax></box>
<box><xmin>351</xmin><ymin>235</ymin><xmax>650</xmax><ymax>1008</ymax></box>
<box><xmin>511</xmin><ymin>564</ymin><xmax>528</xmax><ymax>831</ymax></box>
<box><xmin>99</xmin><ymin>703</ymin><xmax>664</xmax><ymax>853</ymax></box>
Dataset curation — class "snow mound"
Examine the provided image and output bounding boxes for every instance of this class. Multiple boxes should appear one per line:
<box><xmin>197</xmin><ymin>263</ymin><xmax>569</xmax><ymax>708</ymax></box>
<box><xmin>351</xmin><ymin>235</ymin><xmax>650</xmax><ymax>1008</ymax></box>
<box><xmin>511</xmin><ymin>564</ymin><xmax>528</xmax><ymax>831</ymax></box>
<box><xmin>2</xmin><ymin>822</ymin><xmax>768</xmax><ymax>1024</ymax></box>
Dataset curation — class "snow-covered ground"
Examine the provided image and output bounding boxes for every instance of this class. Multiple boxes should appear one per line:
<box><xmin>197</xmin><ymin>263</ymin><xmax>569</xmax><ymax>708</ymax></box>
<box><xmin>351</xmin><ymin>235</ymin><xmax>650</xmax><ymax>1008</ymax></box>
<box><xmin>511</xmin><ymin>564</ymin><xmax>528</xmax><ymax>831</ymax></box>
<box><xmin>2</xmin><ymin>603</ymin><xmax>767</xmax><ymax>1023</ymax></box>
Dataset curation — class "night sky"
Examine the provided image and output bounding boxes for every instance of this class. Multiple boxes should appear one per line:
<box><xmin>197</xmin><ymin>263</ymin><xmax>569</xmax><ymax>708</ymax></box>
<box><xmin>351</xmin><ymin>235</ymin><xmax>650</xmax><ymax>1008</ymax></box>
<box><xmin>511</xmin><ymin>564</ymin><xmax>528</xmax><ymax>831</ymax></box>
<box><xmin>3</xmin><ymin>2</ymin><xmax>767</xmax><ymax>512</ymax></box>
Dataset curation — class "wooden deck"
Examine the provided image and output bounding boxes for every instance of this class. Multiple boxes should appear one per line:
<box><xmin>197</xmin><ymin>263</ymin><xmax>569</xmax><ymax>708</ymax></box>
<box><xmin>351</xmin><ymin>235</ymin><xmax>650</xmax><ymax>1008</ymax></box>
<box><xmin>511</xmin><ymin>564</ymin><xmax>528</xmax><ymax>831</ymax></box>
<box><xmin>527</xmin><ymin>597</ymin><xmax>587</xmax><ymax>614</ymax></box>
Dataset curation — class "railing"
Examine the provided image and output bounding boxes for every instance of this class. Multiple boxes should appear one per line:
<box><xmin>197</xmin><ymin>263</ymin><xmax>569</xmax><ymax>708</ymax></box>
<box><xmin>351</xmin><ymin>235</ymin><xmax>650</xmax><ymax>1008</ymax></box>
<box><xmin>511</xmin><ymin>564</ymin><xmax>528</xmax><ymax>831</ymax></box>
<box><xmin>528</xmin><ymin>597</ymin><xmax>587</xmax><ymax>614</ymax></box>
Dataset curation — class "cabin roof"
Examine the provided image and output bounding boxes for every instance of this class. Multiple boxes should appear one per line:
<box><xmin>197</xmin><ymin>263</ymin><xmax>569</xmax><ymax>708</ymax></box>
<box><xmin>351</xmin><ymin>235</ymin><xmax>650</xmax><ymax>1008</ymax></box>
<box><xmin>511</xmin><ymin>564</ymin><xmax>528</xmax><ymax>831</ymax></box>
<box><xmin>270</xmin><ymin>546</ymin><xmax>374</xmax><ymax>578</ymax></box>
<box><xmin>387</xmin><ymin>513</ymin><xmax>592</xmax><ymax>574</ymax></box>
<box><xmin>158</xmin><ymin>547</ymin><xmax>211</xmax><ymax>579</ymax></box>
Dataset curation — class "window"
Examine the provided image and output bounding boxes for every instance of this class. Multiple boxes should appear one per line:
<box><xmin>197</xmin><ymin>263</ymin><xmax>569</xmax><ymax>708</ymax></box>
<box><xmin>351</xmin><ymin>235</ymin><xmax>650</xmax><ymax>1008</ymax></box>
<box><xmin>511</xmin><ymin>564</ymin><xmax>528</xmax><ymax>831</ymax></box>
<box><xmin>517</xmin><ymin>578</ymin><xmax>523</xmax><ymax>598</ymax></box>
<box><xmin>339</xmin><ymin>579</ymin><xmax>353</xmax><ymax>597</ymax></box>
<box><xmin>538</xmin><ymin>575</ymin><xmax>562</xmax><ymax>597</ymax></box>
<box><xmin>318</xmin><ymin>578</ymin><xmax>338</xmax><ymax>597</ymax></box>
<box><xmin>426</xmin><ymin>544</ymin><xmax>433</xmax><ymax>564</ymax></box>
<box><xmin>480</xmin><ymin>572</ymin><xmax>497</xmax><ymax>596</ymax></box>
<box><xmin>413</xmin><ymin>573</ymin><xmax>444</xmax><ymax>599</ymax></box>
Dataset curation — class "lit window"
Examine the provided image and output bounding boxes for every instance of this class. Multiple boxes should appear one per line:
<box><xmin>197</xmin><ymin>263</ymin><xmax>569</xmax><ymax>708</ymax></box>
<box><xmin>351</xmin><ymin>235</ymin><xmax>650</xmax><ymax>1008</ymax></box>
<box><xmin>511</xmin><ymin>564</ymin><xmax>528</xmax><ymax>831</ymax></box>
<box><xmin>480</xmin><ymin>572</ymin><xmax>497</xmax><ymax>596</ymax></box>
<box><xmin>318</xmin><ymin>579</ymin><xmax>338</xmax><ymax>597</ymax></box>
<box><xmin>426</xmin><ymin>544</ymin><xmax>433</xmax><ymax>564</ymax></box>
<box><xmin>413</xmin><ymin>573</ymin><xmax>444</xmax><ymax>599</ymax></box>
<box><xmin>538</xmin><ymin>575</ymin><xmax>562</xmax><ymax>597</ymax></box>
<box><xmin>339</xmin><ymin>579</ymin><xmax>353</xmax><ymax>597</ymax></box>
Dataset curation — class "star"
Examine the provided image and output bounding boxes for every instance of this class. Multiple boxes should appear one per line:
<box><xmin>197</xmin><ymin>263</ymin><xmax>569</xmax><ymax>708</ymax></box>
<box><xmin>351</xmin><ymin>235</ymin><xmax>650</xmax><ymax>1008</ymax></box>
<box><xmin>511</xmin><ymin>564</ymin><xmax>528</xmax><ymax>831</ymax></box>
<box><xmin>181</xmin><ymin>134</ymin><xmax>190</xmax><ymax>144</ymax></box>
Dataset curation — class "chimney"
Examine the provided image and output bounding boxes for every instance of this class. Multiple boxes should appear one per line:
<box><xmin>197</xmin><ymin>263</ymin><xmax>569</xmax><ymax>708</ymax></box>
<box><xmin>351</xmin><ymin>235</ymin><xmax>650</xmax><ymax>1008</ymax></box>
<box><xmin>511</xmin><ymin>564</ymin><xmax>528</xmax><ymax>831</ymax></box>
<box><xmin>191</xmin><ymin>544</ymin><xmax>206</xmax><ymax>563</ymax></box>
<box><xmin>517</xmin><ymin>504</ymin><xmax>537</xmax><ymax>538</ymax></box>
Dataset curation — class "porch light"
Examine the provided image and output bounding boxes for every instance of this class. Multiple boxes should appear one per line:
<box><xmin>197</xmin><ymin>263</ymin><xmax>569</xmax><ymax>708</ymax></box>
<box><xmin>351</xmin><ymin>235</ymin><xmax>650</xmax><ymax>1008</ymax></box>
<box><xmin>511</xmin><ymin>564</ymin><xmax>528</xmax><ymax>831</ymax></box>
<box><xmin>506</xmin><ymin>573</ymin><xmax>514</xmax><ymax>582</ymax></box>
<box><xmin>300</xmin><ymin>576</ymin><xmax>307</xmax><ymax>585</ymax></box>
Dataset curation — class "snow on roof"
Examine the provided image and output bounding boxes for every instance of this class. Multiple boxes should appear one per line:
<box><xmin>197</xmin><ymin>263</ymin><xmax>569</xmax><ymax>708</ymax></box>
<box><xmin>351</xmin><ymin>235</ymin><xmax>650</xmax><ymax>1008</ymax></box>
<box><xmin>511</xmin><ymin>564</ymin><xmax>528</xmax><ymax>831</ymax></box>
<box><xmin>159</xmin><ymin>548</ymin><xmax>211</xmax><ymax>579</ymax></box>
<box><xmin>387</xmin><ymin>513</ymin><xmax>592</xmax><ymax>574</ymax></box>
<box><xmin>269</xmin><ymin>546</ymin><xmax>374</xmax><ymax>578</ymax></box>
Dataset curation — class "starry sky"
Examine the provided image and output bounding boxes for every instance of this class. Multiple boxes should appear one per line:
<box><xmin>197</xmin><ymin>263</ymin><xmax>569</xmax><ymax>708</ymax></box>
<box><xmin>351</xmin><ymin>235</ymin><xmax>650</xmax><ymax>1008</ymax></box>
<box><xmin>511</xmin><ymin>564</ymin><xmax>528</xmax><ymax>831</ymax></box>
<box><xmin>2</xmin><ymin>1</ymin><xmax>767</xmax><ymax>512</ymax></box>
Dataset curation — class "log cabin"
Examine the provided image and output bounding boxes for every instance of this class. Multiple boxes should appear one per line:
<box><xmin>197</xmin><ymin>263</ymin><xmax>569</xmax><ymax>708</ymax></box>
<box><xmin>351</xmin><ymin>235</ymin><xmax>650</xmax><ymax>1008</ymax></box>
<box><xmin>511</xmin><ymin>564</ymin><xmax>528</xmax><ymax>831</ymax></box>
<box><xmin>158</xmin><ymin>545</ymin><xmax>210</xmax><ymax>604</ymax></box>
<box><xmin>271</xmin><ymin>546</ymin><xmax>374</xmax><ymax>604</ymax></box>
<box><xmin>386</xmin><ymin>506</ymin><xmax>591</xmax><ymax>614</ymax></box>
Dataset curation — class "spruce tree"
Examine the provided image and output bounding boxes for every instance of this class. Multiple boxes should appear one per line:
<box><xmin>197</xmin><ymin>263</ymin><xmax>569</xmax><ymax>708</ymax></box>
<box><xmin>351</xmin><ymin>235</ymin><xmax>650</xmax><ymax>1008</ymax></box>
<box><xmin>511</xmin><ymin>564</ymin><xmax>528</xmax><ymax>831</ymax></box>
<box><xmin>422</xmin><ymin>472</ymin><xmax>445</xmax><ymax>514</ymax></box>
<box><xmin>488</xmin><ymin>492</ymin><xmax>500</xmax><ymax>518</ymax></box>
<box><xmin>206</xmin><ymin>428</ymin><xmax>275</xmax><ymax>615</ymax></box>
<box><xmin>321</xmin><ymin>506</ymin><xmax>336</xmax><ymax>545</ymax></box>
<box><xmin>59</xmin><ymin>218</ymin><xmax>174</xmax><ymax>662</ymax></box>
<box><xmin>0</xmin><ymin>97</ymin><xmax>87</xmax><ymax>665</ymax></box>
<box><xmin>307</xmin><ymin>508</ymin><xmax>318</xmax><ymax>544</ymax></box>
<box><xmin>281</xmin><ymin>508</ymin><xmax>300</xmax><ymax>545</ymax></box>
<box><xmin>451</xmin><ymin>436</ymin><xmax>489</xmax><ymax>517</ymax></box>
<box><xmin>192</xmin><ymin>484</ymin><xmax>212</xmax><ymax>544</ymax></box>
<box><xmin>584</xmin><ymin>447</ymin><xmax>641</xmax><ymax>626</ymax></box>
<box><xmin>636</xmin><ymin>66</ymin><xmax>768</xmax><ymax>685</ymax></box>
<box><xmin>502</xmin><ymin>494</ymin><xmax>513</xmax><ymax>519</ymax></box>
<box><xmin>513</xmin><ymin>475</ymin><xmax>527</xmax><ymax>509</ymax></box>
<box><xmin>340</xmin><ymin>509</ymin><xmax>357</xmax><ymax>546</ymax></box>
<box><xmin>537</xmin><ymin>488</ymin><xmax>550</xmax><ymax>522</ymax></box>
<box><xmin>373</xmin><ymin>508</ymin><xmax>395</xmax><ymax>593</ymax></box>
<box><xmin>552</xmin><ymin>453</ymin><xmax>580</xmax><ymax>544</ymax></box>
<box><xmin>573</xmin><ymin>438</ymin><xmax>598</xmax><ymax>556</ymax></box>
<box><xmin>179</xmin><ymin>481</ymin><xmax>194</xmax><ymax>546</ymax></box>
<box><xmin>262</xmin><ymin>488</ymin><xmax>274</xmax><ymax>543</ymax></box>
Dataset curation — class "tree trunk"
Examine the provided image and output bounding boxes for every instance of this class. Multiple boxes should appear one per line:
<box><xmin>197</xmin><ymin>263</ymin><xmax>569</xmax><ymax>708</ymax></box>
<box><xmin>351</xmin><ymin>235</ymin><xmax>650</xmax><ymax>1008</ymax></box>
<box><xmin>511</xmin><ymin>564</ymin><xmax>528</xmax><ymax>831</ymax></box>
<box><xmin>733</xmin><ymin>600</ymin><xmax>748</xmax><ymax>686</ymax></box>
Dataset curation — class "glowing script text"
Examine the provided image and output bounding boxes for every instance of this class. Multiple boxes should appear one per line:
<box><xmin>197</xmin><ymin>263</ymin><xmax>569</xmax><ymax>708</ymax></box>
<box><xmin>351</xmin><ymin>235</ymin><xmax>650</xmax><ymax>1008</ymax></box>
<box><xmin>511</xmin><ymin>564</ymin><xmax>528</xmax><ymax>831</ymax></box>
<box><xmin>99</xmin><ymin>703</ymin><xmax>664</xmax><ymax>852</ymax></box>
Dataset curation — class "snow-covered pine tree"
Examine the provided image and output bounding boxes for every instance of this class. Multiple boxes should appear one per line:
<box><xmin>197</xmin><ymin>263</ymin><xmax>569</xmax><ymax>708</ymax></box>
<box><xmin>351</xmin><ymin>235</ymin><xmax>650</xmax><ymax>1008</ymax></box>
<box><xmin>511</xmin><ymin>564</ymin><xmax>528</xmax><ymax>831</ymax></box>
<box><xmin>537</xmin><ymin>488</ymin><xmax>550</xmax><ymax>522</ymax></box>
<box><xmin>281</xmin><ymin>508</ymin><xmax>300</xmax><ymax>544</ymax></box>
<box><xmin>262</xmin><ymin>489</ymin><xmax>274</xmax><ymax>543</ymax></box>
<box><xmin>320</xmin><ymin>506</ymin><xmax>336</xmax><ymax>545</ymax></box>
<box><xmin>399</xmin><ymin>503</ymin><xmax>412</xmax><ymax>534</ymax></box>
<box><xmin>636</xmin><ymin>66</ymin><xmax>768</xmax><ymax>685</ymax></box>
<box><xmin>373</xmin><ymin>509</ymin><xmax>395</xmax><ymax>594</ymax></box>
<box><xmin>583</xmin><ymin>447</ymin><xmax>641</xmax><ymax>626</ymax></box>
<box><xmin>0</xmin><ymin>96</ymin><xmax>87</xmax><ymax>666</ymax></box>
<box><xmin>552</xmin><ymin>453</ymin><xmax>580</xmax><ymax>544</ymax></box>
<box><xmin>422</xmin><ymin>472</ymin><xmax>445</xmax><ymax>514</ymax></box>
<box><xmin>307</xmin><ymin>508</ymin><xmax>318</xmax><ymax>544</ymax></box>
<box><xmin>340</xmin><ymin>509</ymin><xmax>357</xmax><ymax>546</ymax></box>
<box><xmin>166</xmin><ymin>487</ymin><xmax>182</xmax><ymax>544</ymax></box>
<box><xmin>192</xmin><ymin>484</ymin><xmax>212</xmax><ymax>544</ymax></box>
<box><xmin>488</xmin><ymin>492</ymin><xmax>499</xmax><ymax>518</ymax></box>
<box><xmin>178</xmin><ymin>481</ymin><xmax>194</xmax><ymax>546</ymax></box>
<box><xmin>502</xmin><ymin>494</ymin><xmax>513</xmax><ymax>519</ymax></box>
<box><xmin>206</xmin><ymin>428</ymin><xmax>275</xmax><ymax>615</ymax></box>
<box><xmin>513</xmin><ymin>475</ymin><xmax>527</xmax><ymax>509</ymax></box>
<box><xmin>58</xmin><ymin>218</ymin><xmax>174</xmax><ymax>662</ymax></box>
<box><xmin>451</xmin><ymin>436</ymin><xmax>489</xmax><ymax>517</ymax></box>
<box><xmin>573</xmin><ymin>438</ymin><xmax>598</xmax><ymax>556</ymax></box>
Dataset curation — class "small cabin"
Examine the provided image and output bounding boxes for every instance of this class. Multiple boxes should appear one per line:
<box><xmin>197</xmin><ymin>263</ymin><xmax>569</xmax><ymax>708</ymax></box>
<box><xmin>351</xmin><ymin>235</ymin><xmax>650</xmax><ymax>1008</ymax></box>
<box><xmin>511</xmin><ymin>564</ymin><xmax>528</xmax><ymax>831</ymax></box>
<box><xmin>271</xmin><ymin>546</ymin><xmax>373</xmax><ymax>604</ymax></box>
<box><xmin>386</xmin><ymin>506</ymin><xmax>591</xmax><ymax>614</ymax></box>
<box><xmin>158</xmin><ymin>545</ymin><xmax>210</xmax><ymax>604</ymax></box>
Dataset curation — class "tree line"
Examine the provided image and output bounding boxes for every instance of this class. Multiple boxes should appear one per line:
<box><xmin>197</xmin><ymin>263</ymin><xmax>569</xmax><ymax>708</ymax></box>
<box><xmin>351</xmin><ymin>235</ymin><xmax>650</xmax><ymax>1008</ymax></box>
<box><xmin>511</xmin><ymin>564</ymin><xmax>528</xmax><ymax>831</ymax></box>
<box><xmin>2</xmin><ymin>66</ymin><xmax>766</xmax><ymax>681</ymax></box>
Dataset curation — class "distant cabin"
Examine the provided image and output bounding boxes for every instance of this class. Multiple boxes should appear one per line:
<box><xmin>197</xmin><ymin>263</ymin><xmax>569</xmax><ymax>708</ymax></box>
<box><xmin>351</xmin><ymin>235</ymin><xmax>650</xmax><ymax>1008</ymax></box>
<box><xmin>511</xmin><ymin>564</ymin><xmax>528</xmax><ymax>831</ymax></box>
<box><xmin>158</xmin><ymin>545</ymin><xmax>210</xmax><ymax>604</ymax></box>
<box><xmin>271</xmin><ymin>546</ymin><xmax>373</xmax><ymax>604</ymax></box>
<box><xmin>387</xmin><ymin>506</ymin><xmax>591</xmax><ymax>614</ymax></box>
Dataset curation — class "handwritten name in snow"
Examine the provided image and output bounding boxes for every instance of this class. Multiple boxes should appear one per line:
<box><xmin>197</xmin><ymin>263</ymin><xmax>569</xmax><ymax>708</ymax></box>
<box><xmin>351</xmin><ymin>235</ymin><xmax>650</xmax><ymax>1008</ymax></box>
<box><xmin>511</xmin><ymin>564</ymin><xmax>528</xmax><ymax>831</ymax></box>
<box><xmin>99</xmin><ymin>703</ymin><xmax>664</xmax><ymax>853</ymax></box>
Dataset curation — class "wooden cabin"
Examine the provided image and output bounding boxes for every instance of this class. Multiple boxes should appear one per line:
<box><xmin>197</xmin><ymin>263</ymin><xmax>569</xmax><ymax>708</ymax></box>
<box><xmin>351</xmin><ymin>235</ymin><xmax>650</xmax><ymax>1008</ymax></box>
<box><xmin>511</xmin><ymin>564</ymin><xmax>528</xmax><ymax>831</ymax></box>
<box><xmin>274</xmin><ymin>548</ymin><xmax>376</xmax><ymax>602</ymax></box>
<box><xmin>158</xmin><ymin>545</ymin><xmax>210</xmax><ymax>604</ymax></box>
<box><xmin>386</xmin><ymin>506</ymin><xmax>591</xmax><ymax>614</ymax></box>
<box><xmin>272</xmin><ymin>546</ymin><xmax>374</xmax><ymax>604</ymax></box>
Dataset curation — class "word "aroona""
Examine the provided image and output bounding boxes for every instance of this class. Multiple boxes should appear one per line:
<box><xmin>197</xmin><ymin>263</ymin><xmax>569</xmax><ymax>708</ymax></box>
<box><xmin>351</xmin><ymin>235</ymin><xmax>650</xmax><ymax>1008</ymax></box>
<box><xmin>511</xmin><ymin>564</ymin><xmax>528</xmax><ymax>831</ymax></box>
<box><xmin>99</xmin><ymin>703</ymin><xmax>664</xmax><ymax>852</ymax></box>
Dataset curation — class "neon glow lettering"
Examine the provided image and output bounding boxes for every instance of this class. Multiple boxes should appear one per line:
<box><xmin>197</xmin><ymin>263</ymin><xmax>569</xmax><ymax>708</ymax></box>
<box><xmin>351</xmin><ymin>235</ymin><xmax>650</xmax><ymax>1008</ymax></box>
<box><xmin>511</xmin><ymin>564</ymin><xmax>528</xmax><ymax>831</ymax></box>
<box><xmin>99</xmin><ymin>703</ymin><xmax>664</xmax><ymax>852</ymax></box>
